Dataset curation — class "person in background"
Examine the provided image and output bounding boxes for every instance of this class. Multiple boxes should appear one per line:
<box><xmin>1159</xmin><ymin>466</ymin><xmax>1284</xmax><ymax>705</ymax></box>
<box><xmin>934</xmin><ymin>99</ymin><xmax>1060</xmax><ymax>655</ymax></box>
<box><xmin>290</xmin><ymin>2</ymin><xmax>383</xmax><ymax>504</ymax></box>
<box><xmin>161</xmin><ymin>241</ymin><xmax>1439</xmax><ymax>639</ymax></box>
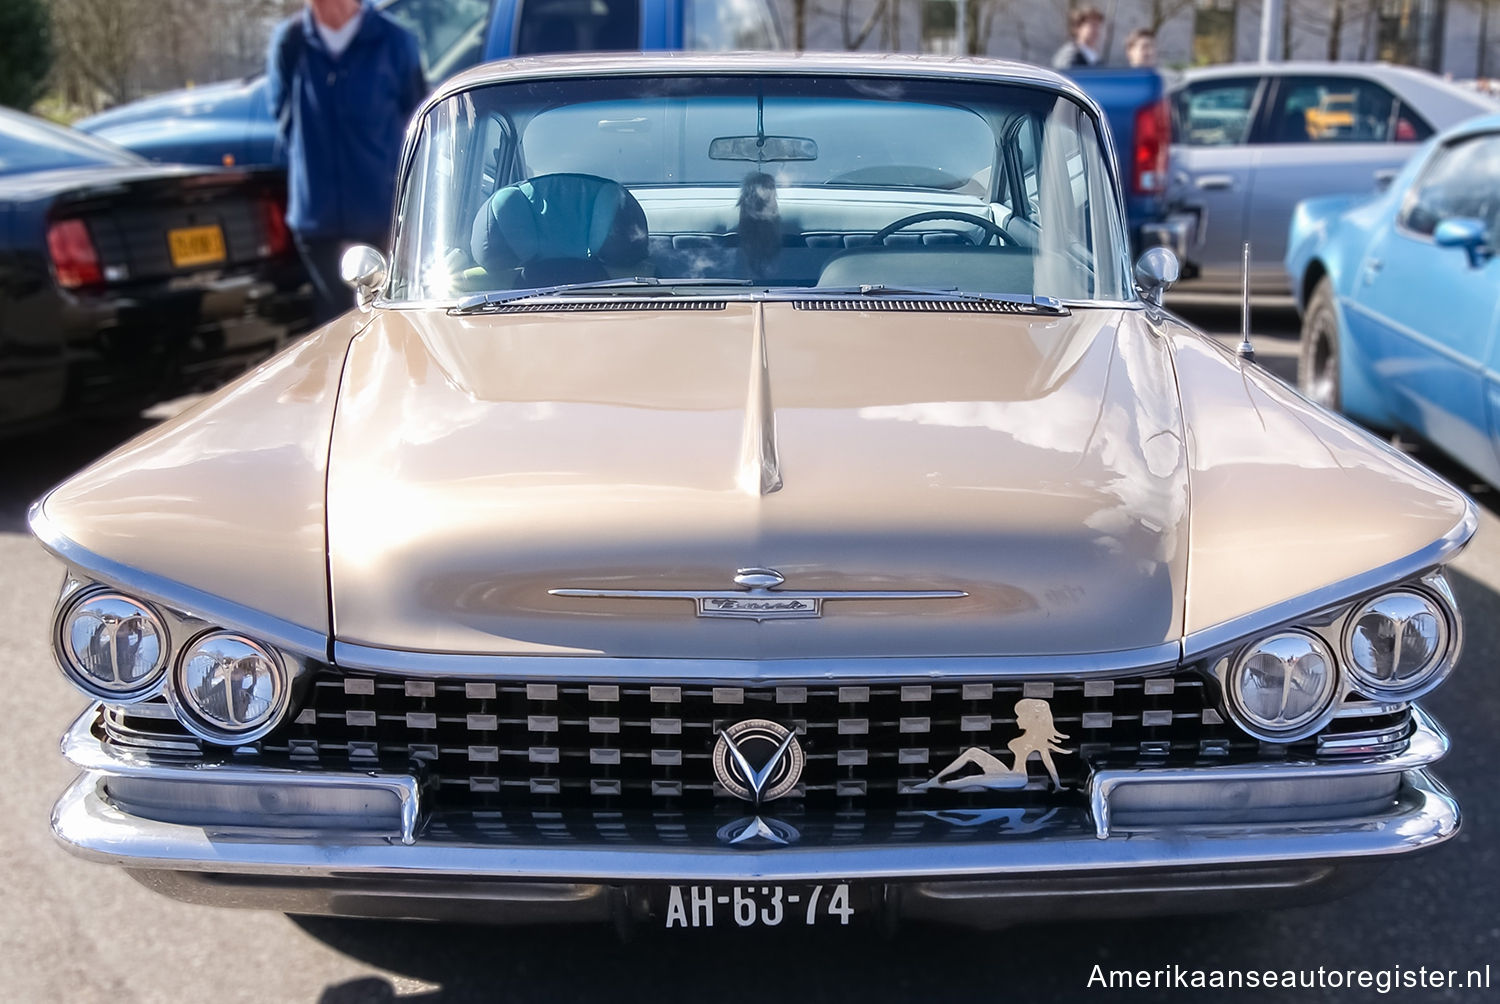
<box><xmin>1051</xmin><ymin>5</ymin><xmax>1105</xmax><ymax>70</ymax></box>
<box><xmin>268</xmin><ymin>0</ymin><xmax>426</xmax><ymax>324</ymax></box>
<box><xmin>1125</xmin><ymin>28</ymin><xmax>1158</xmax><ymax>68</ymax></box>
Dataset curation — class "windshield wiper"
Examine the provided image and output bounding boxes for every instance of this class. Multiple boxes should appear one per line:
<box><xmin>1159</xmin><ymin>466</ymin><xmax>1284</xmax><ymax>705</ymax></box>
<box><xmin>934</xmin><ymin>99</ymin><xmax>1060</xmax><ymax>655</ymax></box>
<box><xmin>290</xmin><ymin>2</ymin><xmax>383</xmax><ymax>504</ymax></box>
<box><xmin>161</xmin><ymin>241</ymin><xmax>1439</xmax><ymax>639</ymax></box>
<box><xmin>453</xmin><ymin>277</ymin><xmax>755</xmax><ymax>314</ymax></box>
<box><xmin>805</xmin><ymin>285</ymin><xmax>1070</xmax><ymax>315</ymax></box>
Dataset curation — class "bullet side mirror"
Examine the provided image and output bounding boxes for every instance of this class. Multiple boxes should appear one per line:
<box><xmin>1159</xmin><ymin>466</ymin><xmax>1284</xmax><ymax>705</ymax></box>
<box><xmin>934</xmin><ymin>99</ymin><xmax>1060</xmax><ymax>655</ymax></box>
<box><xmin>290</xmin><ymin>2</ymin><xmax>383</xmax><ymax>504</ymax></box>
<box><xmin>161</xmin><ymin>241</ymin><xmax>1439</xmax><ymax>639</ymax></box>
<box><xmin>1134</xmin><ymin>246</ymin><xmax>1180</xmax><ymax>307</ymax></box>
<box><xmin>340</xmin><ymin>245</ymin><xmax>389</xmax><ymax>310</ymax></box>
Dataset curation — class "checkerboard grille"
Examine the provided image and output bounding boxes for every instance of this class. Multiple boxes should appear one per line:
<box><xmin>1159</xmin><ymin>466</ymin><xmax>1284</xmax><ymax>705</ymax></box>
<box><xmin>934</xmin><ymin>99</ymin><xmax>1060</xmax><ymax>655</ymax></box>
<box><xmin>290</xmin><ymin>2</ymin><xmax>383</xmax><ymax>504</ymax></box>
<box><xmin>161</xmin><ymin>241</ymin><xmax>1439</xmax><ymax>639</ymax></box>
<box><xmin>230</xmin><ymin>670</ymin><xmax>1244</xmax><ymax>811</ymax></box>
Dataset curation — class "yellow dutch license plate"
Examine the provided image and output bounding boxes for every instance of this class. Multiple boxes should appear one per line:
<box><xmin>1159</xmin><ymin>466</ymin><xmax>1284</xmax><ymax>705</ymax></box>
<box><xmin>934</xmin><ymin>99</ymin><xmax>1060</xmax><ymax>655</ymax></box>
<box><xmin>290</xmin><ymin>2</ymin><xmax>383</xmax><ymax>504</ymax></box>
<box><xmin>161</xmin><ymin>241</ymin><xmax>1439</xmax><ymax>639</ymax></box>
<box><xmin>168</xmin><ymin>224</ymin><xmax>226</xmax><ymax>268</ymax></box>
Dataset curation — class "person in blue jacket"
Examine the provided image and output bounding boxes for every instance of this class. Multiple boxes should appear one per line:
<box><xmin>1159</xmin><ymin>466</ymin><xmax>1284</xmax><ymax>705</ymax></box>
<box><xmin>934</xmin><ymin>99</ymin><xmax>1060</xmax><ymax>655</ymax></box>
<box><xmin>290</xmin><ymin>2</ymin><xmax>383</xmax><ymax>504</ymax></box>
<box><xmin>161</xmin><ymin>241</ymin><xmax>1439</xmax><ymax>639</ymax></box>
<box><xmin>268</xmin><ymin>0</ymin><xmax>426</xmax><ymax>323</ymax></box>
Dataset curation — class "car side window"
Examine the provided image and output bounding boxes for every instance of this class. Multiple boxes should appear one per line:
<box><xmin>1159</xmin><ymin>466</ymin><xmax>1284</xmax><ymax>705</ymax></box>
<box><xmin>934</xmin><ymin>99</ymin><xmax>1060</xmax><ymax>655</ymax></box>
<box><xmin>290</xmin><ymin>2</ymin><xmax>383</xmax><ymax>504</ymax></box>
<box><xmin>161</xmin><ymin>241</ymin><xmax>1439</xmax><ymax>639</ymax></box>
<box><xmin>381</xmin><ymin>0</ymin><xmax>493</xmax><ymax>81</ymax></box>
<box><xmin>1399</xmin><ymin>133</ymin><xmax>1500</xmax><ymax>240</ymax></box>
<box><xmin>516</xmin><ymin>0</ymin><xmax>640</xmax><ymax>54</ymax></box>
<box><xmin>1172</xmin><ymin>78</ymin><xmax>1259</xmax><ymax>147</ymax></box>
<box><xmin>1263</xmin><ymin>76</ymin><xmax>1399</xmax><ymax>144</ymax></box>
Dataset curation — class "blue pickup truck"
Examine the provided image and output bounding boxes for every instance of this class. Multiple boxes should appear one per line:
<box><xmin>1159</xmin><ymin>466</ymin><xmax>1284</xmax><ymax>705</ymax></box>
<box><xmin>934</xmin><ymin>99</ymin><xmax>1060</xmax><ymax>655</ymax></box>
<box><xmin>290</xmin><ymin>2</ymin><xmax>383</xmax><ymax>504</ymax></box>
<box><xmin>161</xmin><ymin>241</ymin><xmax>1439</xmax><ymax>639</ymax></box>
<box><xmin>78</xmin><ymin>0</ymin><xmax>1171</xmax><ymax>247</ymax></box>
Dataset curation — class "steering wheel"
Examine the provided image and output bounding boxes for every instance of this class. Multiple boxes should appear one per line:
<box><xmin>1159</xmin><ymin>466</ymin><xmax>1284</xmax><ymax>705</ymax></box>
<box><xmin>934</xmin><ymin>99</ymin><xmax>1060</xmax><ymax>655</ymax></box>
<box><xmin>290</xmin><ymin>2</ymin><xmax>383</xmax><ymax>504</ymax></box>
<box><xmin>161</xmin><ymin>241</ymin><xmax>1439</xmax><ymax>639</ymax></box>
<box><xmin>869</xmin><ymin>211</ymin><xmax>1009</xmax><ymax>247</ymax></box>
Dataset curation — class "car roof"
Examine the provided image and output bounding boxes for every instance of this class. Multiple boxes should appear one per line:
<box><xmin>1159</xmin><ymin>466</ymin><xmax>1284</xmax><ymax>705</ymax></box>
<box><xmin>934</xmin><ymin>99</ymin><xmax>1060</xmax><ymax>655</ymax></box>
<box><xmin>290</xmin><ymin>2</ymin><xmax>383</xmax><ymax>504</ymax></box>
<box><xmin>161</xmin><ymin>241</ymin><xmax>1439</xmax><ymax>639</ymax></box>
<box><xmin>432</xmin><ymin>51</ymin><xmax>1099</xmax><ymax>114</ymax></box>
<box><xmin>1444</xmin><ymin>110</ymin><xmax>1500</xmax><ymax>140</ymax></box>
<box><xmin>1178</xmin><ymin>60</ymin><xmax>1497</xmax><ymax>127</ymax></box>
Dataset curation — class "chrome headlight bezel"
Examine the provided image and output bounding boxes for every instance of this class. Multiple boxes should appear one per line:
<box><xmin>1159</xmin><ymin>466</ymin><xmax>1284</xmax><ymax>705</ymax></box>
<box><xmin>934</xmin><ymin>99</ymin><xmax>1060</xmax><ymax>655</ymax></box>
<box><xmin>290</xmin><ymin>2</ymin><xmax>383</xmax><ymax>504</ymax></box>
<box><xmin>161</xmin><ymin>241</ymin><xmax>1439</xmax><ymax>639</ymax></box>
<box><xmin>1204</xmin><ymin>570</ymin><xmax>1462</xmax><ymax>745</ymax></box>
<box><xmin>166</xmin><ymin>630</ymin><xmax>293</xmax><ymax>745</ymax></box>
<box><xmin>1223</xmin><ymin>629</ymin><xmax>1341</xmax><ymax>744</ymax></box>
<box><xmin>1342</xmin><ymin>584</ymin><xmax>1457</xmax><ymax>702</ymax></box>
<box><xmin>53</xmin><ymin>588</ymin><xmax>171</xmax><ymax>703</ymax></box>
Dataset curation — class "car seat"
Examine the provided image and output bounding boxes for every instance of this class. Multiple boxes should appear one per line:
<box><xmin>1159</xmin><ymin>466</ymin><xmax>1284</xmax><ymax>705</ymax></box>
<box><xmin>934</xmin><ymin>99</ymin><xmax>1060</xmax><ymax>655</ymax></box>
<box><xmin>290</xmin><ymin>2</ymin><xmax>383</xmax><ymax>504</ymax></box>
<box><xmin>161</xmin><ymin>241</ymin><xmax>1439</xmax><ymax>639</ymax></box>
<box><xmin>470</xmin><ymin>173</ymin><xmax>649</xmax><ymax>287</ymax></box>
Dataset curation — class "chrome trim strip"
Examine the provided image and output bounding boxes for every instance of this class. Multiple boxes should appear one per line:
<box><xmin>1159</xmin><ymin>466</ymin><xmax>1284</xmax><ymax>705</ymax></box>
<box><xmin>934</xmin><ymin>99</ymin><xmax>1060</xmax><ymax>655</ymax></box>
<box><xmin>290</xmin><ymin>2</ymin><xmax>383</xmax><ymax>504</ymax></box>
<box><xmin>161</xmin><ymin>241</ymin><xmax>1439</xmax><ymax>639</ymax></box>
<box><xmin>1087</xmin><ymin>705</ymin><xmax>1448</xmax><ymax>839</ymax></box>
<box><xmin>27</xmin><ymin>501</ymin><xmax>329</xmax><ymax>660</ymax></box>
<box><xmin>1181</xmin><ymin>502</ymin><xmax>1478</xmax><ymax>660</ymax></box>
<box><xmin>738</xmin><ymin>303</ymin><xmax>782</xmax><ymax>496</ymax></box>
<box><xmin>50</xmin><ymin>769</ymin><xmax>1458</xmax><ymax>883</ymax></box>
<box><xmin>1333</xmin><ymin>699</ymin><xmax>1408</xmax><ymax>719</ymax></box>
<box><xmin>423</xmin><ymin>53</ymin><xmax>1097</xmax><ymax>128</ymax></box>
<box><xmin>1317</xmin><ymin>725</ymin><xmax>1412</xmax><ymax>757</ymax></box>
<box><xmin>61</xmin><ymin>709</ymin><xmax>421</xmax><ymax>846</ymax></box>
<box><xmin>329</xmin><ymin>639</ymin><xmax>1185</xmax><ymax>682</ymax></box>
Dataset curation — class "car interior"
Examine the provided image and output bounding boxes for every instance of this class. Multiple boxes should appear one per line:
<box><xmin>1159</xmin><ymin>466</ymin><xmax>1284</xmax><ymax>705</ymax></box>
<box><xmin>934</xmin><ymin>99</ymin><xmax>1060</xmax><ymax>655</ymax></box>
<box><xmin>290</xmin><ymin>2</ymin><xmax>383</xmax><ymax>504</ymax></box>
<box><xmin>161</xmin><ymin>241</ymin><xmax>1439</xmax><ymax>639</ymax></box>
<box><xmin>390</xmin><ymin>79</ymin><xmax>1118</xmax><ymax>302</ymax></box>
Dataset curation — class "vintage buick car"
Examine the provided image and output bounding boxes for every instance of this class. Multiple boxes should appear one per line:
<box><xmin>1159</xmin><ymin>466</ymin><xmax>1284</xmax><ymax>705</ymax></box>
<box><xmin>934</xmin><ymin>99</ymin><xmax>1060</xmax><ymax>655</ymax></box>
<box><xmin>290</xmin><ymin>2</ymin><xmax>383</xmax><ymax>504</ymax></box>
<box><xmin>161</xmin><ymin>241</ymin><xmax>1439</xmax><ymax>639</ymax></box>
<box><xmin>33</xmin><ymin>53</ymin><xmax>1472</xmax><ymax>931</ymax></box>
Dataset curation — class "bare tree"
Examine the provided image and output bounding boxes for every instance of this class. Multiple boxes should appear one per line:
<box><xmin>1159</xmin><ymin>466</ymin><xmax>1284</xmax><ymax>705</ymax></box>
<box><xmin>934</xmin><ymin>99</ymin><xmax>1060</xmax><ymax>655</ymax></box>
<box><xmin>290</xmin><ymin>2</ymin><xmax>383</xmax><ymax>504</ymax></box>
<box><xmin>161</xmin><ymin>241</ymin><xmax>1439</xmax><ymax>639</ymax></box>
<box><xmin>792</xmin><ymin>0</ymin><xmax>808</xmax><ymax>49</ymax></box>
<box><xmin>1143</xmin><ymin>0</ymin><xmax>1195</xmax><ymax>32</ymax></box>
<box><xmin>842</xmin><ymin>0</ymin><xmax>887</xmax><ymax>49</ymax></box>
<box><xmin>50</xmin><ymin>0</ymin><xmax>301</xmax><ymax>112</ymax></box>
<box><xmin>50</xmin><ymin>0</ymin><xmax>147</xmax><ymax>107</ymax></box>
<box><xmin>1472</xmin><ymin>0</ymin><xmax>1499</xmax><ymax>78</ymax></box>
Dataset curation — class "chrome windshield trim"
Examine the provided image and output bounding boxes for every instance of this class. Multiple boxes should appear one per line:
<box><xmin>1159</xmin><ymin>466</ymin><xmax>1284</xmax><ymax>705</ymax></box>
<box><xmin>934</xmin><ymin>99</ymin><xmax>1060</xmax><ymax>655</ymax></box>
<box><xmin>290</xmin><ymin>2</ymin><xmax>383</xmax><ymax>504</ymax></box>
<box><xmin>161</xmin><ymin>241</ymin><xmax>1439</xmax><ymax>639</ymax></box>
<box><xmin>330</xmin><ymin>639</ymin><xmax>1184</xmax><ymax>682</ymax></box>
<box><xmin>62</xmin><ymin>708</ymin><xmax>421</xmax><ymax>845</ymax></box>
<box><xmin>28</xmin><ymin>500</ymin><xmax>329</xmax><ymax>661</ymax></box>
<box><xmin>1181</xmin><ymin>501</ymin><xmax>1478</xmax><ymax>660</ymax></box>
<box><xmin>425</xmin><ymin>53</ymin><xmax>1097</xmax><ymax>124</ymax></box>
<box><xmin>373</xmin><ymin>291</ymin><xmax>1139</xmax><ymax>312</ymax></box>
<box><xmin>1088</xmin><ymin>705</ymin><xmax>1448</xmax><ymax>839</ymax></box>
<box><xmin>393</xmin><ymin>57</ymin><xmax>1138</xmax><ymax>308</ymax></box>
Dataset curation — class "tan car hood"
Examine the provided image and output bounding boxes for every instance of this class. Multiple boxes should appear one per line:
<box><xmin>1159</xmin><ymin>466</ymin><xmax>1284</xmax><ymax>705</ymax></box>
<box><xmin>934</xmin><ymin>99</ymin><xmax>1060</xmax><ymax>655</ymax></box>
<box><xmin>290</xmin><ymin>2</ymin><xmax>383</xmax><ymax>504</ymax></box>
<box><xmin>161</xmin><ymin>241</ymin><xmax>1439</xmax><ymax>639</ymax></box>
<box><xmin>326</xmin><ymin>303</ymin><xmax>1190</xmax><ymax>658</ymax></box>
<box><xmin>35</xmin><ymin>302</ymin><xmax>1470</xmax><ymax>666</ymax></box>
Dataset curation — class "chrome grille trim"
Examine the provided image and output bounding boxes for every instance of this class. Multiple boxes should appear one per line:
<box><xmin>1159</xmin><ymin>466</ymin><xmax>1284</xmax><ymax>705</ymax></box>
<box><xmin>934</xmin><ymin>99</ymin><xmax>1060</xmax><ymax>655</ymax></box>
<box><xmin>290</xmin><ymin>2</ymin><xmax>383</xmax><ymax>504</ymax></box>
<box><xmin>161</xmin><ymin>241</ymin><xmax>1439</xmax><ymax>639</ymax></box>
<box><xmin>99</xmin><ymin>676</ymin><xmax>1418</xmax><ymax>818</ymax></box>
<box><xmin>106</xmin><ymin>670</ymin><xmax>1244</xmax><ymax>814</ymax></box>
<box><xmin>331</xmin><ymin>640</ymin><xmax>1184</xmax><ymax>681</ymax></box>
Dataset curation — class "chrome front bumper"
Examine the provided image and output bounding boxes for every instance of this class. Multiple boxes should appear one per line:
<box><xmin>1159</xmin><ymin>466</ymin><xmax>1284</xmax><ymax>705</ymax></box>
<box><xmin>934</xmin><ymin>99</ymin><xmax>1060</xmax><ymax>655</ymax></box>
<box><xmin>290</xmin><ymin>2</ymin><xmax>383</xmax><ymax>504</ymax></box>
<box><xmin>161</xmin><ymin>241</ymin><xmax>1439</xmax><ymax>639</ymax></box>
<box><xmin>52</xmin><ymin>707</ymin><xmax>1460</xmax><ymax>928</ymax></box>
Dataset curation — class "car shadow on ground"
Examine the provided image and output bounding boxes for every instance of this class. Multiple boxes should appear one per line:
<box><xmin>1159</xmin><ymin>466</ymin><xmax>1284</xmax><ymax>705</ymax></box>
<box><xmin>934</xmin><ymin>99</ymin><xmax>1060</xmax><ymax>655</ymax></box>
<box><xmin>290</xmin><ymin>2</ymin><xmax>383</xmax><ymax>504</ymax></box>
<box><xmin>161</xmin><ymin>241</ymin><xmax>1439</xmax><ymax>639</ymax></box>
<box><xmin>300</xmin><ymin>909</ymin><xmax>1275</xmax><ymax>1003</ymax></box>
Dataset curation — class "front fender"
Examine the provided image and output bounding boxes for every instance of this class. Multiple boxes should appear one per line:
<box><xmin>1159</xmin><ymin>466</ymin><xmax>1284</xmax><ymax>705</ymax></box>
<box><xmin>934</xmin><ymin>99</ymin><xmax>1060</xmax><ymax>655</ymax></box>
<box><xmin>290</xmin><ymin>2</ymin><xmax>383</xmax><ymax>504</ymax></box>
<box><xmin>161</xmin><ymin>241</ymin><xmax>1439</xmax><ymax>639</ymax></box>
<box><xmin>1286</xmin><ymin>193</ymin><xmax>1370</xmax><ymax>311</ymax></box>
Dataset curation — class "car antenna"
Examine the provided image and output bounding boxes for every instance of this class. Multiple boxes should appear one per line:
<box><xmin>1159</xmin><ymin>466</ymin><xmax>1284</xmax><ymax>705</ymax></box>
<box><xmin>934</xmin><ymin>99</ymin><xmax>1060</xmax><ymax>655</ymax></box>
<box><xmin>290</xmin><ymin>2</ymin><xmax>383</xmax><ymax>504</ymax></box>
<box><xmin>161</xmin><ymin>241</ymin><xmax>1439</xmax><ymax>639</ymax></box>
<box><xmin>1238</xmin><ymin>242</ymin><xmax>1255</xmax><ymax>362</ymax></box>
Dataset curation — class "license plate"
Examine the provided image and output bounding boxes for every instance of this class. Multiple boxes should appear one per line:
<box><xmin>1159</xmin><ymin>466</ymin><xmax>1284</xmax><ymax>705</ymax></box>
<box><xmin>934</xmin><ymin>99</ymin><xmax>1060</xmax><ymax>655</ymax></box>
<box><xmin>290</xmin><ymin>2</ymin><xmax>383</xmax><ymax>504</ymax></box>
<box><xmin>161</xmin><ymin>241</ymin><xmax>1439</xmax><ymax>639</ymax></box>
<box><xmin>659</xmin><ymin>883</ymin><xmax>861</xmax><ymax>929</ymax></box>
<box><xmin>168</xmin><ymin>224</ymin><xmax>226</xmax><ymax>267</ymax></box>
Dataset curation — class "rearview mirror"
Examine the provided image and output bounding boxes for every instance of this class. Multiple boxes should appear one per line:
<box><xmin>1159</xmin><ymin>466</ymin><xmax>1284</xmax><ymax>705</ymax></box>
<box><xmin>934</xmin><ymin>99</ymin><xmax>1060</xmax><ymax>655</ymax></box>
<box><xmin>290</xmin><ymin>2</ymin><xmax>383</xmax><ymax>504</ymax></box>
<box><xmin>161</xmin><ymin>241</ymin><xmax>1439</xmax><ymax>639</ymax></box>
<box><xmin>709</xmin><ymin>135</ymin><xmax>819</xmax><ymax>162</ymax></box>
<box><xmin>1434</xmin><ymin>217</ymin><xmax>1492</xmax><ymax>269</ymax></box>
<box><xmin>340</xmin><ymin>244</ymin><xmax>388</xmax><ymax>310</ymax></box>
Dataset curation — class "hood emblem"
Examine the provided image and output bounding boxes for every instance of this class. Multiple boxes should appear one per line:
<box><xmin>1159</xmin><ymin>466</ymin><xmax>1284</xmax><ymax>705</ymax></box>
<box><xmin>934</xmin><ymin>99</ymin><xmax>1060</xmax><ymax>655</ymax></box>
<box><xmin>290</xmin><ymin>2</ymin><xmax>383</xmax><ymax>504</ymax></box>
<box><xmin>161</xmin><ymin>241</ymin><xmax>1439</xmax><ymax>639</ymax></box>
<box><xmin>713</xmin><ymin>718</ymin><xmax>805</xmax><ymax>804</ymax></box>
<box><xmin>909</xmin><ymin>699</ymin><xmax>1074</xmax><ymax>792</ymax></box>
<box><xmin>550</xmin><ymin>567</ymin><xmax>966</xmax><ymax>622</ymax></box>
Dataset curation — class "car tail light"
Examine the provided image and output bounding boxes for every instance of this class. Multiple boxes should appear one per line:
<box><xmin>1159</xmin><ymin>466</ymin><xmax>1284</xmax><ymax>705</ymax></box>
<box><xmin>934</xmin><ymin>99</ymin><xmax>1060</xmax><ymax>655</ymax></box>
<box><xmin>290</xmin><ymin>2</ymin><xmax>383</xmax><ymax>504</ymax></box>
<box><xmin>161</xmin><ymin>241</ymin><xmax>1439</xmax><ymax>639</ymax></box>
<box><xmin>258</xmin><ymin>196</ymin><xmax>292</xmax><ymax>258</ymax></box>
<box><xmin>1132</xmin><ymin>98</ymin><xmax>1169</xmax><ymax>197</ymax></box>
<box><xmin>46</xmin><ymin>219</ymin><xmax>104</xmax><ymax>290</ymax></box>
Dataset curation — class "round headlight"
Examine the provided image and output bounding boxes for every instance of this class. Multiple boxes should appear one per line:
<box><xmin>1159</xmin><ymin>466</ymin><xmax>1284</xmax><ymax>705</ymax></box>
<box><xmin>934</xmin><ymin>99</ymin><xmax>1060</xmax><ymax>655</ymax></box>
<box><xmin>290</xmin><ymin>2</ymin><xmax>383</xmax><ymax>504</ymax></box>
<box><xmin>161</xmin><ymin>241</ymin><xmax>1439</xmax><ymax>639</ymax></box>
<box><xmin>1346</xmin><ymin>590</ymin><xmax>1451</xmax><ymax>699</ymax></box>
<box><xmin>56</xmin><ymin>591</ymin><xmax>168</xmax><ymax>701</ymax></box>
<box><xmin>1227</xmin><ymin>631</ymin><xmax>1338</xmax><ymax>741</ymax></box>
<box><xmin>169</xmin><ymin>632</ymin><xmax>289</xmax><ymax>744</ymax></box>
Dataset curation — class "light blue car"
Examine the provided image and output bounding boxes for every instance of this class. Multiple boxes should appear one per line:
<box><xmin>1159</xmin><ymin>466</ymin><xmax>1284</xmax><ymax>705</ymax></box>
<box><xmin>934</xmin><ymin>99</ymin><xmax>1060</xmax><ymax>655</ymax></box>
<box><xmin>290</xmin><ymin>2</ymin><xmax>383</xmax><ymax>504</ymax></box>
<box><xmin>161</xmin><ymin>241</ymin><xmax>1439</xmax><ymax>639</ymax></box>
<box><xmin>1286</xmin><ymin>111</ymin><xmax>1500</xmax><ymax>486</ymax></box>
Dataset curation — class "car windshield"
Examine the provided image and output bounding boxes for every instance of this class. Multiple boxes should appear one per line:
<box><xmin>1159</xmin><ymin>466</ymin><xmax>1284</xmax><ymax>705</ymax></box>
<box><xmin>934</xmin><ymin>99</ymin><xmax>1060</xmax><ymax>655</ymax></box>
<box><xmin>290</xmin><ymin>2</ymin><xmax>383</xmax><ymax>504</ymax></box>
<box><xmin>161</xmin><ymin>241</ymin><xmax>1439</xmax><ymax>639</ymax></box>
<box><xmin>388</xmin><ymin>74</ymin><xmax>1131</xmax><ymax>303</ymax></box>
<box><xmin>0</xmin><ymin>109</ymin><xmax>145</xmax><ymax>177</ymax></box>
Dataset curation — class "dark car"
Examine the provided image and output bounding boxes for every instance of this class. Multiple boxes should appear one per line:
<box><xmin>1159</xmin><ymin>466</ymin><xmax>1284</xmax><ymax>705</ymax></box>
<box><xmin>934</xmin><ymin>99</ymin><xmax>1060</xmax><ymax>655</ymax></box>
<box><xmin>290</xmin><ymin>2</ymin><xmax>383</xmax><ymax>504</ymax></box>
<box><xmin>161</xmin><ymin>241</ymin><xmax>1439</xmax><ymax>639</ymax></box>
<box><xmin>0</xmin><ymin>107</ymin><xmax>309</xmax><ymax>433</ymax></box>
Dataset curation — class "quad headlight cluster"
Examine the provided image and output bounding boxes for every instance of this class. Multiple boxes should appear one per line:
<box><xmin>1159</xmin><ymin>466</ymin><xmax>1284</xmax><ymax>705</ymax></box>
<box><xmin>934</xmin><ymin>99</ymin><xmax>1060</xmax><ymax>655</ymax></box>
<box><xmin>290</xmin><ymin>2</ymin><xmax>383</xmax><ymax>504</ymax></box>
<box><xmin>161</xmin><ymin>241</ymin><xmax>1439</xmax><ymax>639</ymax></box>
<box><xmin>54</xmin><ymin>587</ymin><xmax>295</xmax><ymax>745</ymax></box>
<box><xmin>1221</xmin><ymin>577</ymin><xmax>1459</xmax><ymax>744</ymax></box>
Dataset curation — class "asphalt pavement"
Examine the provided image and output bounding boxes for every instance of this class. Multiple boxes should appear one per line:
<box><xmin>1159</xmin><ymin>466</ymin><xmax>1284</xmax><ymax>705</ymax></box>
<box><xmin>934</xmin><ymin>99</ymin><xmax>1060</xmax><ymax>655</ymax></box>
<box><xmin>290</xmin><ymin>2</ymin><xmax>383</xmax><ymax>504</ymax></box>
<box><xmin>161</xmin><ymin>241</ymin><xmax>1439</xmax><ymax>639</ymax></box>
<box><xmin>1</xmin><ymin>305</ymin><xmax>1496</xmax><ymax>1003</ymax></box>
